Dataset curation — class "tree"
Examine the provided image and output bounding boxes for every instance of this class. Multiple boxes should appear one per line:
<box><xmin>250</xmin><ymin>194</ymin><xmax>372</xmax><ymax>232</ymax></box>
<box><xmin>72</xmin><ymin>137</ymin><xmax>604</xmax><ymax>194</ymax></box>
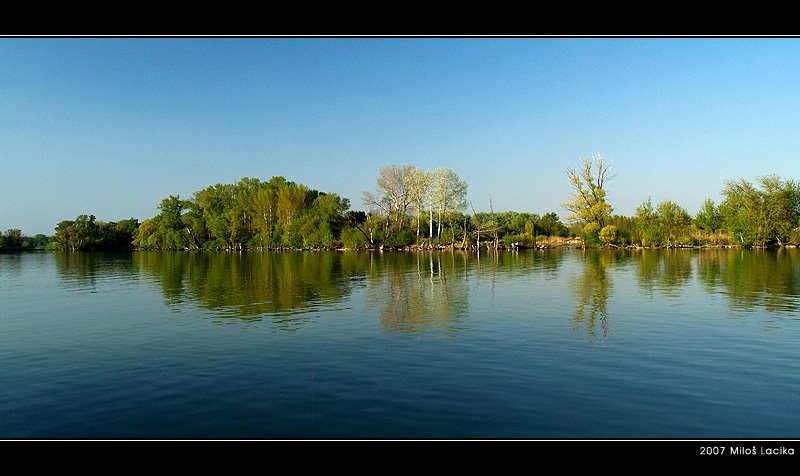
<box><xmin>431</xmin><ymin>167</ymin><xmax>468</xmax><ymax>244</ymax></box>
<box><xmin>158</xmin><ymin>195</ymin><xmax>190</xmax><ymax>250</ymax></box>
<box><xmin>406</xmin><ymin>166</ymin><xmax>432</xmax><ymax>243</ymax></box>
<box><xmin>251</xmin><ymin>186</ymin><xmax>278</xmax><ymax>248</ymax></box>
<box><xmin>537</xmin><ymin>212</ymin><xmax>569</xmax><ymax>238</ymax></box>
<box><xmin>3</xmin><ymin>229</ymin><xmax>23</xmax><ymax>248</ymax></box>
<box><xmin>133</xmin><ymin>176</ymin><xmax>351</xmax><ymax>251</ymax></box>
<box><xmin>695</xmin><ymin>198</ymin><xmax>722</xmax><ymax>233</ymax></box>
<box><xmin>635</xmin><ymin>199</ymin><xmax>660</xmax><ymax>246</ymax></box>
<box><xmin>656</xmin><ymin>200</ymin><xmax>692</xmax><ymax>245</ymax></box>
<box><xmin>598</xmin><ymin>225</ymin><xmax>618</xmax><ymax>245</ymax></box>
<box><xmin>363</xmin><ymin>165</ymin><xmax>416</xmax><ymax>235</ymax></box>
<box><xmin>362</xmin><ymin>165</ymin><xmax>425</xmax><ymax>248</ymax></box>
<box><xmin>634</xmin><ymin>199</ymin><xmax>692</xmax><ymax>247</ymax></box>
<box><xmin>277</xmin><ymin>183</ymin><xmax>309</xmax><ymax>227</ymax></box>
<box><xmin>95</xmin><ymin>218</ymin><xmax>139</xmax><ymax>250</ymax></box>
<box><xmin>563</xmin><ymin>155</ymin><xmax>613</xmax><ymax>243</ymax></box>
<box><xmin>718</xmin><ymin>175</ymin><xmax>800</xmax><ymax>247</ymax></box>
<box><xmin>53</xmin><ymin>214</ymin><xmax>98</xmax><ymax>251</ymax></box>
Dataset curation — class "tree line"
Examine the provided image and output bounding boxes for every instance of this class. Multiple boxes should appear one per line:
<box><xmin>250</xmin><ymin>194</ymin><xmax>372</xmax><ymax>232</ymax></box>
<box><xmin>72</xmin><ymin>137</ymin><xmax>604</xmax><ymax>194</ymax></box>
<box><xmin>7</xmin><ymin>157</ymin><xmax>800</xmax><ymax>252</ymax></box>
<box><xmin>0</xmin><ymin>229</ymin><xmax>51</xmax><ymax>251</ymax></box>
<box><xmin>132</xmin><ymin>176</ymin><xmax>351</xmax><ymax>251</ymax></box>
<box><xmin>564</xmin><ymin>155</ymin><xmax>800</xmax><ymax>248</ymax></box>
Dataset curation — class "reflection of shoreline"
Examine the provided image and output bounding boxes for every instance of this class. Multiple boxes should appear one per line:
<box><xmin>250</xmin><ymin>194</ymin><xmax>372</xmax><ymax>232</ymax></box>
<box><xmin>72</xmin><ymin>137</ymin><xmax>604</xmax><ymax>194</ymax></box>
<box><xmin>51</xmin><ymin>249</ymin><xmax>800</xmax><ymax>337</ymax></box>
<box><xmin>131</xmin><ymin>251</ymin><xmax>358</xmax><ymax>330</ymax></box>
<box><xmin>697</xmin><ymin>248</ymin><xmax>800</xmax><ymax>315</ymax></box>
<box><xmin>637</xmin><ymin>248</ymin><xmax>693</xmax><ymax>297</ymax></box>
<box><xmin>632</xmin><ymin>247</ymin><xmax>800</xmax><ymax>315</ymax></box>
<box><xmin>365</xmin><ymin>251</ymin><xmax>470</xmax><ymax>335</ymax></box>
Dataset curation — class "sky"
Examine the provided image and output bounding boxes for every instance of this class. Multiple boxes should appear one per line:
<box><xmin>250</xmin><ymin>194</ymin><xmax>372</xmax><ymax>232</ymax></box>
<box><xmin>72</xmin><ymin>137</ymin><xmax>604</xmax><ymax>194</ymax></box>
<box><xmin>3</xmin><ymin>37</ymin><xmax>800</xmax><ymax>235</ymax></box>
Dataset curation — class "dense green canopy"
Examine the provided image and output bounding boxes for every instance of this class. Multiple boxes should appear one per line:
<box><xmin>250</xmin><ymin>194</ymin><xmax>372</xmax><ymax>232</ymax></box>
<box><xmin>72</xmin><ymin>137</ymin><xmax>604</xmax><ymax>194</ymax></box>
<box><xmin>133</xmin><ymin>177</ymin><xmax>350</xmax><ymax>251</ymax></box>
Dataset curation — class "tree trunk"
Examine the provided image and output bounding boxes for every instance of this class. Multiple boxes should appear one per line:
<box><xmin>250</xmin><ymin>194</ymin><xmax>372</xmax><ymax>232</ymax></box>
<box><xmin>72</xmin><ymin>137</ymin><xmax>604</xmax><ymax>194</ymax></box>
<box><xmin>429</xmin><ymin>207</ymin><xmax>434</xmax><ymax>240</ymax></box>
<box><xmin>437</xmin><ymin>209</ymin><xmax>442</xmax><ymax>240</ymax></box>
<box><xmin>462</xmin><ymin>216</ymin><xmax>468</xmax><ymax>249</ymax></box>
<box><xmin>416</xmin><ymin>206</ymin><xmax>420</xmax><ymax>244</ymax></box>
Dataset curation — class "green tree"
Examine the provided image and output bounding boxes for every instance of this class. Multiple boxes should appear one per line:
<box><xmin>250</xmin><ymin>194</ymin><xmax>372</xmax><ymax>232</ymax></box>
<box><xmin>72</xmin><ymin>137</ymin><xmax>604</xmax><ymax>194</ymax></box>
<box><xmin>3</xmin><ymin>229</ymin><xmax>23</xmax><ymax>248</ymax></box>
<box><xmin>252</xmin><ymin>186</ymin><xmax>278</xmax><ymax>248</ymax></box>
<box><xmin>598</xmin><ymin>225</ymin><xmax>618</xmax><ymax>245</ymax></box>
<box><xmin>133</xmin><ymin>217</ymin><xmax>163</xmax><ymax>250</ymax></box>
<box><xmin>563</xmin><ymin>155</ymin><xmax>613</xmax><ymax>244</ymax></box>
<box><xmin>656</xmin><ymin>200</ymin><xmax>692</xmax><ymax>246</ymax></box>
<box><xmin>538</xmin><ymin>212</ymin><xmax>569</xmax><ymax>238</ymax></box>
<box><xmin>32</xmin><ymin>234</ymin><xmax>51</xmax><ymax>248</ymax></box>
<box><xmin>53</xmin><ymin>215</ymin><xmax>99</xmax><ymax>251</ymax></box>
<box><xmin>635</xmin><ymin>199</ymin><xmax>660</xmax><ymax>246</ymax></box>
<box><xmin>158</xmin><ymin>195</ymin><xmax>190</xmax><ymax>250</ymax></box>
<box><xmin>606</xmin><ymin>215</ymin><xmax>638</xmax><ymax>246</ymax></box>
<box><xmin>719</xmin><ymin>176</ymin><xmax>800</xmax><ymax>246</ymax></box>
<box><xmin>277</xmin><ymin>183</ymin><xmax>308</xmax><ymax>228</ymax></box>
<box><xmin>95</xmin><ymin>218</ymin><xmax>139</xmax><ymax>250</ymax></box>
<box><xmin>695</xmin><ymin>198</ymin><xmax>722</xmax><ymax>233</ymax></box>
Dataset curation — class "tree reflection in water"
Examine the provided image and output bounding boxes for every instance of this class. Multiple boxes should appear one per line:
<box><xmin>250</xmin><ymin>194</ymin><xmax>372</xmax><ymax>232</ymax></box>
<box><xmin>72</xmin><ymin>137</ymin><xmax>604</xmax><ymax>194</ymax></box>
<box><xmin>698</xmin><ymin>248</ymin><xmax>800</xmax><ymax>315</ymax></box>
<box><xmin>636</xmin><ymin>249</ymin><xmax>693</xmax><ymax>298</ymax></box>
<box><xmin>570</xmin><ymin>250</ymin><xmax>616</xmax><ymax>341</ymax></box>
<box><xmin>133</xmin><ymin>251</ymin><xmax>356</xmax><ymax>331</ymax></box>
<box><xmin>50</xmin><ymin>247</ymin><xmax>800</xmax><ymax>337</ymax></box>
<box><xmin>363</xmin><ymin>251</ymin><xmax>470</xmax><ymax>335</ymax></box>
<box><xmin>53</xmin><ymin>251</ymin><xmax>136</xmax><ymax>293</ymax></box>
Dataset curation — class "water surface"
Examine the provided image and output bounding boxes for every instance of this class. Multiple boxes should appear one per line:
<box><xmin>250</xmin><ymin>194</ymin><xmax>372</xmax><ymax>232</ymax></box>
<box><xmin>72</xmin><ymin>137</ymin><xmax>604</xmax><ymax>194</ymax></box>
<box><xmin>1</xmin><ymin>249</ymin><xmax>799</xmax><ymax>438</ymax></box>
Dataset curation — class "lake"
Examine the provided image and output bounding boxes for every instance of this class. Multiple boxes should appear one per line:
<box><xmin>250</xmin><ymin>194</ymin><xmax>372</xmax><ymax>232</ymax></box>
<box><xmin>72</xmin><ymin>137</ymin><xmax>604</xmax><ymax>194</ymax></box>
<box><xmin>1</xmin><ymin>248</ymin><xmax>799</xmax><ymax>439</ymax></box>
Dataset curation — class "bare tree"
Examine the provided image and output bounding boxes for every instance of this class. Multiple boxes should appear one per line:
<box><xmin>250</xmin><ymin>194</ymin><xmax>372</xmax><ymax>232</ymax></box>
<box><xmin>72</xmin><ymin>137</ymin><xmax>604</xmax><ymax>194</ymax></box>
<box><xmin>406</xmin><ymin>167</ymin><xmax>432</xmax><ymax>244</ymax></box>
<box><xmin>432</xmin><ymin>167</ymin><xmax>468</xmax><ymax>243</ymax></box>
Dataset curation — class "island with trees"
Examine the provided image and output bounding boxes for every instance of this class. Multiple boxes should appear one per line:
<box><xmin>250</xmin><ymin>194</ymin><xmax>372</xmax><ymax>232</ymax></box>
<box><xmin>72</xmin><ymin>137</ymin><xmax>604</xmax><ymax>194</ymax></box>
<box><xmin>3</xmin><ymin>156</ymin><xmax>800</xmax><ymax>252</ymax></box>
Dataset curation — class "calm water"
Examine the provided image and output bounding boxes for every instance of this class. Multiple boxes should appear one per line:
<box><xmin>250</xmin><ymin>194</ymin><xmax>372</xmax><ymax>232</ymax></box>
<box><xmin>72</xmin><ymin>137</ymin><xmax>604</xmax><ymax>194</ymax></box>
<box><xmin>1</xmin><ymin>249</ymin><xmax>799</xmax><ymax>439</ymax></box>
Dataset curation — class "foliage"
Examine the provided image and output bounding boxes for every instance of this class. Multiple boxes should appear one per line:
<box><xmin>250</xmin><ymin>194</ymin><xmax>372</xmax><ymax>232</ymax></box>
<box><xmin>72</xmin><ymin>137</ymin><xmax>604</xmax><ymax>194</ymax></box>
<box><xmin>656</xmin><ymin>200</ymin><xmax>692</xmax><ymax>245</ymax></box>
<box><xmin>695</xmin><ymin>198</ymin><xmax>722</xmax><ymax>233</ymax></box>
<box><xmin>53</xmin><ymin>214</ymin><xmax>98</xmax><ymax>251</ymax></box>
<box><xmin>361</xmin><ymin>165</ymin><xmax>469</xmax><ymax>248</ymax></box>
<box><xmin>598</xmin><ymin>225</ymin><xmax>618</xmax><ymax>245</ymax></box>
<box><xmin>563</xmin><ymin>155</ymin><xmax>613</xmax><ymax>231</ymax></box>
<box><xmin>133</xmin><ymin>177</ymin><xmax>351</xmax><ymax>251</ymax></box>
<box><xmin>51</xmin><ymin>215</ymin><xmax>138</xmax><ymax>251</ymax></box>
<box><xmin>34</xmin><ymin>163</ymin><xmax>800</xmax><ymax>253</ymax></box>
<box><xmin>719</xmin><ymin>175</ymin><xmax>800</xmax><ymax>247</ymax></box>
<box><xmin>606</xmin><ymin>215</ymin><xmax>638</xmax><ymax>246</ymax></box>
<box><xmin>634</xmin><ymin>199</ymin><xmax>692</xmax><ymax>247</ymax></box>
<box><xmin>0</xmin><ymin>229</ymin><xmax>51</xmax><ymax>250</ymax></box>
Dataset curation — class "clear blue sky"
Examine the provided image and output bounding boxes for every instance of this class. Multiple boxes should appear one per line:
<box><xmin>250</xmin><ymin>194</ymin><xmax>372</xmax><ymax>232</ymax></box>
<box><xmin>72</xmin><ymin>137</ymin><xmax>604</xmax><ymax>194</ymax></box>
<box><xmin>3</xmin><ymin>37</ymin><xmax>800</xmax><ymax>235</ymax></box>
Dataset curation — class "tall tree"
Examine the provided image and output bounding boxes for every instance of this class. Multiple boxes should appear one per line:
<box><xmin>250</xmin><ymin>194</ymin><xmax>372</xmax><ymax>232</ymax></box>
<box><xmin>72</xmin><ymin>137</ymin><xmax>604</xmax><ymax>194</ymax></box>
<box><xmin>53</xmin><ymin>214</ymin><xmax>98</xmax><ymax>251</ymax></box>
<box><xmin>158</xmin><ymin>195</ymin><xmax>190</xmax><ymax>250</ymax></box>
<box><xmin>362</xmin><ymin>165</ymin><xmax>417</xmax><ymax>247</ymax></box>
<box><xmin>432</xmin><ymin>167</ymin><xmax>468</xmax><ymax>243</ymax></box>
<box><xmin>406</xmin><ymin>166</ymin><xmax>431</xmax><ymax>243</ymax></box>
<box><xmin>656</xmin><ymin>200</ymin><xmax>692</xmax><ymax>246</ymax></box>
<box><xmin>635</xmin><ymin>198</ymin><xmax>659</xmax><ymax>246</ymax></box>
<box><xmin>563</xmin><ymin>155</ymin><xmax>614</xmax><ymax>243</ymax></box>
<box><xmin>3</xmin><ymin>229</ymin><xmax>23</xmax><ymax>248</ymax></box>
<box><xmin>695</xmin><ymin>198</ymin><xmax>722</xmax><ymax>233</ymax></box>
<box><xmin>363</xmin><ymin>165</ymin><xmax>416</xmax><ymax>231</ymax></box>
<box><xmin>252</xmin><ymin>186</ymin><xmax>278</xmax><ymax>248</ymax></box>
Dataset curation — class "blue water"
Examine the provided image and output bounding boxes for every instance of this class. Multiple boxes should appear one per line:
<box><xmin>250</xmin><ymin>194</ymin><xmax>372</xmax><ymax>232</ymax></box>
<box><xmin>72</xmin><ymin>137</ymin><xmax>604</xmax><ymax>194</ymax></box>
<box><xmin>1</xmin><ymin>249</ymin><xmax>799</xmax><ymax>438</ymax></box>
